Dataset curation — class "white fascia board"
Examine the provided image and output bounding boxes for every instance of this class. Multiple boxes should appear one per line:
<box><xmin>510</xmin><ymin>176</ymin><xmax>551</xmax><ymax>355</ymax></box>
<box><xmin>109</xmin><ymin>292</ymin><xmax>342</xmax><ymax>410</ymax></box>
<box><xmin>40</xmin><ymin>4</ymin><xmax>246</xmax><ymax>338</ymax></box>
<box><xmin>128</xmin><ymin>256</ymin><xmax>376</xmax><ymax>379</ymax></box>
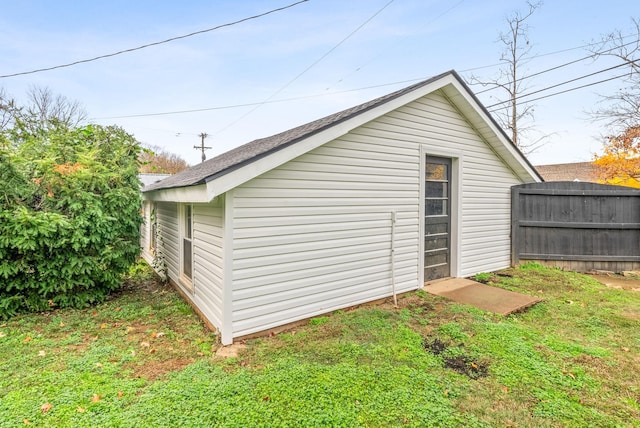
<box><xmin>221</xmin><ymin>190</ymin><xmax>234</xmax><ymax>345</ymax></box>
<box><xmin>443</xmin><ymin>81</ymin><xmax>541</xmax><ymax>183</ymax></box>
<box><xmin>142</xmin><ymin>184</ymin><xmax>208</xmax><ymax>203</ymax></box>
<box><xmin>205</xmin><ymin>75</ymin><xmax>460</xmax><ymax>200</ymax></box>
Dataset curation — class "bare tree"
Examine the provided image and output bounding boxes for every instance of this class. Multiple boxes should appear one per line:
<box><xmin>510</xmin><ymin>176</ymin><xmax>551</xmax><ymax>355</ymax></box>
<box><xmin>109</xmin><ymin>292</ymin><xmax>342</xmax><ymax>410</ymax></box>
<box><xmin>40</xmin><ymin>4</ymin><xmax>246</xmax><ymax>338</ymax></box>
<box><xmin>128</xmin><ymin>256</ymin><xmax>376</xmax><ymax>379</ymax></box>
<box><xmin>0</xmin><ymin>88</ymin><xmax>18</xmax><ymax>131</ymax></box>
<box><xmin>469</xmin><ymin>1</ymin><xmax>543</xmax><ymax>153</ymax></box>
<box><xmin>589</xmin><ymin>18</ymin><xmax>640</xmax><ymax>133</ymax></box>
<box><xmin>25</xmin><ymin>86</ymin><xmax>87</xmax><ymax>129</ymax></box>
<box><xmin>0</xmin><ymin>86</ymin><xmax>87</xmax><ymax>133</ymax></box>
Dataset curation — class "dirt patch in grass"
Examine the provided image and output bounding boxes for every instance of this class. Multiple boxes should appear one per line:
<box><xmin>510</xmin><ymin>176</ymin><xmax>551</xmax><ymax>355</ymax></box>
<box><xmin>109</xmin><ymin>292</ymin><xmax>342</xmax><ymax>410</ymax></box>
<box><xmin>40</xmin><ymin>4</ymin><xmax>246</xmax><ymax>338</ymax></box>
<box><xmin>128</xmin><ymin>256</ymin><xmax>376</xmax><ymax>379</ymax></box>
<box><xmin>588</xmin><ymin>274</ymin><xmax>640</xmax><ymax>291</ymax></box>
<box><xmin>128</xmin><ymin>358</ymin><xmax>196</xmax><ymax>381</ymax></box>
<box><xmin>423</xmin><ymin>337</ymin><xmax>489</xmax><ymax>379</ymax></box>
<box><xmin>395</xmin><ymin>293</ymin><xmax>436</xmax><ymax>312</ymax></box>
<box><xmin>442</xmin><ymin>354</ymin><xmax>489</xmax><ymax>379</ymax></box>
<box><xmin>424</xmin><ymin>337</ymin><xmax>448</xmax><ymax>355</ymax></box>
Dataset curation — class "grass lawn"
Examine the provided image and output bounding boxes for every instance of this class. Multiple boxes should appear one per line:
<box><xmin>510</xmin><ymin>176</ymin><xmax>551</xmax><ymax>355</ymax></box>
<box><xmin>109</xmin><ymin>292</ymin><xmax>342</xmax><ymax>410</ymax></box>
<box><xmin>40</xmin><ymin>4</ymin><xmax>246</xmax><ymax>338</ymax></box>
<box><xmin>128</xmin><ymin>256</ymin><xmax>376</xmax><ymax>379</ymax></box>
<box><xmin>0</xmin><ymin>262</ymin><xmax>638</xmax><ymax>427</ymax></box>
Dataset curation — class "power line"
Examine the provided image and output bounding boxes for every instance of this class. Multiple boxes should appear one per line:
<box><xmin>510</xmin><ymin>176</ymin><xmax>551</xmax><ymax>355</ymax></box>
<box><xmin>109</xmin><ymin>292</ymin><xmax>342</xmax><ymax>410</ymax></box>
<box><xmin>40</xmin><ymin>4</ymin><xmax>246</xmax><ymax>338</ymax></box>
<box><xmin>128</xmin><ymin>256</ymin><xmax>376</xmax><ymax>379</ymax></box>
<box><xmin>212</xmin><ymin>0</ymin><xmax>396</xmax><ymax>136</ymax></box>
<box><xmin>93</xmin><ymin>58</ymin><xmax>635</xmax><ymax>121</ymax></box>
<box><xmin>91</xmin><ymin>78</ymin><xmax>422</xmax><ymax>120</ymax></box>
<box><xmin>474</xmin><ymin>55</ymin><xmax>590</xmax><ymax>95</ymax></box>
<box><xmin>321</xmin><ymin>2</ymin><xmax>636</xmax><ymax>91</ymax></box>
<box><xmin>461</xmin><ymin>33</ymin><xmax>640</xmax><ymax>75</ymax></box>
<box><xmin>323</xmin><ymin>0</ymin><xmax>466</xmax><ymax>92</ymax></box>
<box><xmin>484</xmin><ymin>59</ymin><xmax>639</xmax><ymax>109</ymax></box>
<box><xmin>91</xmin><ymin>34</ymin><xmax>640</xmax><ymax>121</ymax></box>
<box><xmin>487</xmin><ymin>72</ymin><xmax>632</xmax><ymax>113</ymax></box>
<box><xmin>101</xmin><ymin>65</ymin><xmax>635</xmax><ymax>143</ymax></box>
<box><xmin>0</xmin><ymin>0</ymin><xmax>309</xmax><ymax>79</ymax></box>
<box><xmin>473</xmin><ymin>39</ymin><xmax>640</xmax><ymax>95</ymax></box>
<box><xmin>124</xmin><ymin>64</ymin><xmax>635</xmax><ymax>140</ymax></box>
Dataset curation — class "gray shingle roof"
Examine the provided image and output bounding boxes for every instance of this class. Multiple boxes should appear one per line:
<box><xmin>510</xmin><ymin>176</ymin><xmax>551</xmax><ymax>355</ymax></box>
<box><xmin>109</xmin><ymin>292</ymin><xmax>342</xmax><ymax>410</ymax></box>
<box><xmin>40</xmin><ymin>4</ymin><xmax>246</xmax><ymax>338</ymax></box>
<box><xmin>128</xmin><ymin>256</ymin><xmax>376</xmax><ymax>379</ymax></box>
<box><xmin>143</xmin><ymin>71</ymin><xmax>454</xmax><ymax>192</ymax></box>
<box><xmin>139</xmin><ymin>173</ymin><xmax>171</xmax><ymax>187</ymax></box>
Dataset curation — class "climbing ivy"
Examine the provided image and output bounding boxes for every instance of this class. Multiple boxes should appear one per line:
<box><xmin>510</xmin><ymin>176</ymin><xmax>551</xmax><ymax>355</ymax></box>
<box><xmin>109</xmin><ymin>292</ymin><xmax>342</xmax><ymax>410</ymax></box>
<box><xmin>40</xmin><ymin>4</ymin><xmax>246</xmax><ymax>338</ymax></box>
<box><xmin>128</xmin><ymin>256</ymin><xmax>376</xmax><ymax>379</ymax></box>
<box><xmin>150</xmin><ymin>205</ymin><xmax>168</xmax><ymax>283</ymax></box>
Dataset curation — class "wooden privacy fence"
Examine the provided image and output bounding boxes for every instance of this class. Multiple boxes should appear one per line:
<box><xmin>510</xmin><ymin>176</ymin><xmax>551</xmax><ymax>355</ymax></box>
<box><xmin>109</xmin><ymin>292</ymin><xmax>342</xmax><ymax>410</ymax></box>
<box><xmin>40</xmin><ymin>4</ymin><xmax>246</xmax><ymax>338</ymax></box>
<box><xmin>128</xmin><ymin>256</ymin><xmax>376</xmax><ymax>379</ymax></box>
<box><xmin>511</xmin><ymin>182</ymin><xmax>640</xmax><ymax>272</ymax></box>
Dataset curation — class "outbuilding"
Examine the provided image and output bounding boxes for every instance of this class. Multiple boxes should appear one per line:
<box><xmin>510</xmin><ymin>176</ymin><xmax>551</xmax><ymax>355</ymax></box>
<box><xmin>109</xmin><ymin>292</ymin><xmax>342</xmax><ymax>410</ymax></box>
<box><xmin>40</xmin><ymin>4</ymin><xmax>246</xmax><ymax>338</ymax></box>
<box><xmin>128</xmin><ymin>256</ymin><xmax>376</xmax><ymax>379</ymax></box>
<box><xmin>141</xmin><ymin>70</ymin><xmax>542</xmax><ymax>344</ymax></box>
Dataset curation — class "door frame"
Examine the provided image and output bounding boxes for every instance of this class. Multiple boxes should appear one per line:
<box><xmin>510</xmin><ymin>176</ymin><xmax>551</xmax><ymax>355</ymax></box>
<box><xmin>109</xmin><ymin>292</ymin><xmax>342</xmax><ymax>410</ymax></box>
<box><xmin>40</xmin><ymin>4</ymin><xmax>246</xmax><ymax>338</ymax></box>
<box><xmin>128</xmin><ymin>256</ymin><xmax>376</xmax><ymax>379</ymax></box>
<box><xmin>419</xmin><ymin>145</ymin><xmax>462</xmax><ymax>284</ymax></box>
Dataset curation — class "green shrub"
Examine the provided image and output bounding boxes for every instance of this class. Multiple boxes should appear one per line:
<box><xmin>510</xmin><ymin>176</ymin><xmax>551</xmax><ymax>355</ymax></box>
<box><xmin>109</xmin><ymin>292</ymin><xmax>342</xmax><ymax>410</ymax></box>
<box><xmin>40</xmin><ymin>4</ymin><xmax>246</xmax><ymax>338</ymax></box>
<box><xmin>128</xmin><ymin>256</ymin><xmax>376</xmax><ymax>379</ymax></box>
<box><xmin>0</xmin><ymin>124</ymin><xmax>142</xmax><ymax>318</ymax></box>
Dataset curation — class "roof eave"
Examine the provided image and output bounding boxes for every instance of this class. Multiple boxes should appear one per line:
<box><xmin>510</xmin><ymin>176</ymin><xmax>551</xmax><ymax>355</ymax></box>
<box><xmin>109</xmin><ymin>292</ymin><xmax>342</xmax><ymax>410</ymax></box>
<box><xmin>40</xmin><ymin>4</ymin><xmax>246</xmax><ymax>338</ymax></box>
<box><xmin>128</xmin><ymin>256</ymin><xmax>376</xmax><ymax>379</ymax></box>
<box><xmin>443</xmin><ymin>72</ymin><xmax>543</xmax><ymax>183</ymax></box>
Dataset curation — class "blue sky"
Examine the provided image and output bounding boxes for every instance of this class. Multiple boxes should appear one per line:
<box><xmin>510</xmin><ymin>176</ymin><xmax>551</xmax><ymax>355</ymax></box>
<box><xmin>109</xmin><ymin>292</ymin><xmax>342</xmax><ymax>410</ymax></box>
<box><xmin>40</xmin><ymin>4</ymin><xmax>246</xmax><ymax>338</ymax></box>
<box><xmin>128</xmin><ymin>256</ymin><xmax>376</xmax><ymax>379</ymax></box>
<box><xmin>1</xmin><ymin>0</ymin><xmax>637</xmax><ymax>166</ymax></box>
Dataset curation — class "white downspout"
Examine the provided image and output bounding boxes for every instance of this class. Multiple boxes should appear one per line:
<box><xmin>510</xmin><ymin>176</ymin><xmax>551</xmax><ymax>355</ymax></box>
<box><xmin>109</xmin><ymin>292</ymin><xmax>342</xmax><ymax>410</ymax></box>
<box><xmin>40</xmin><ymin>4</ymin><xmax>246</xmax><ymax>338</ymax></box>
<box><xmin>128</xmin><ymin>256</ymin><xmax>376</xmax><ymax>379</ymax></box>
<box><xmin>391</xmin><ymin>210</ymin><xmax>397</xmax><ymax>307</ymax></box>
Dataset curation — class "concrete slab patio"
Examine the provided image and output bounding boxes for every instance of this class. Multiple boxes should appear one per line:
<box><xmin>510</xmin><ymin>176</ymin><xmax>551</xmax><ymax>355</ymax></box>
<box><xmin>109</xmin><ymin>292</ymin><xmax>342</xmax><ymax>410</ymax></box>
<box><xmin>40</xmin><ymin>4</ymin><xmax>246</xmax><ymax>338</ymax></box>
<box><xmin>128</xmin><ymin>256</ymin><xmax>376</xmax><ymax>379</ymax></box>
<box><xmin>424</xmin><ymin>278</ymin><xmax>542</xmax><ymax>315</ymax></box>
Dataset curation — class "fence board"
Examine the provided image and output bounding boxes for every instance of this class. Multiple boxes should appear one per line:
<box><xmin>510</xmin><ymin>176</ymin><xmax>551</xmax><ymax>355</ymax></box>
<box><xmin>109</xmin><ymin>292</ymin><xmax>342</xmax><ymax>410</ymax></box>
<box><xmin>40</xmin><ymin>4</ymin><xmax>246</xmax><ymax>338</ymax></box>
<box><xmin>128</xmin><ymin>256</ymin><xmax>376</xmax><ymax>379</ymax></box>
<box><xmin>512</xmin><ymin>181</ymin><xmax>640</xmax><ymax>272</ymax></box>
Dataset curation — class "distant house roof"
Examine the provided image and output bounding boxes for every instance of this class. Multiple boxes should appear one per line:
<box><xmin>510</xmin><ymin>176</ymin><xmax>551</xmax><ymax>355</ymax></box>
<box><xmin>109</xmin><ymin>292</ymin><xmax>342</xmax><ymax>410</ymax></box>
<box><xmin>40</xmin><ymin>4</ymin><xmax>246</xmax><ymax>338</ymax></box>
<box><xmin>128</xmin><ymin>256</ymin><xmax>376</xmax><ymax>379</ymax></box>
<box><xmin>535</xmin><ymin>162</ymin><xmax>599</xmax><ymax>182</ymax></box>
<box><xmin>144</xmin><ymin>70</ymin><xmax>541</xmax><ymax>195</ymax></box>
<box><xmin>139</xmin><ymin>173</ymin><xmax>171</xmax><ymax>187</ymax></box>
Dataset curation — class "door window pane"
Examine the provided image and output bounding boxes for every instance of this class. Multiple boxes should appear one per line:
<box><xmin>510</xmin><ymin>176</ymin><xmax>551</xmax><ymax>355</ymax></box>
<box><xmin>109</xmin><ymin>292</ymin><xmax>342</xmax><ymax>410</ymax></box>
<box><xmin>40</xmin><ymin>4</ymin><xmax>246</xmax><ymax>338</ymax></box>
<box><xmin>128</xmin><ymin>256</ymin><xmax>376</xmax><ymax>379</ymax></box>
<box><xmin>425</xmin><ymin>222</ymin><xmax>448</xmax><ymax>234</ymax></box>
<box><xmin>425</xmin><ymin>236</ymin><xmax>449</xmax><ymax>251</ymax></box>
<box><xmin>426</xmin><ymin>163</ymin><xmax>447</xmax><ymax>180</ymax></box>
<box><xmin>424</xmin><ymin>252</ymin><xmax>448</xmax><ymax>267</ymax></box>
<box><xmin>426</xmin><ymin>199</ymin><xmax>447</xmax><ymax>216</ymax></box>
<box><xmin>425</xmin><ymin>181</ymin><xmax>447</xmax><ymax>198</ymax></box>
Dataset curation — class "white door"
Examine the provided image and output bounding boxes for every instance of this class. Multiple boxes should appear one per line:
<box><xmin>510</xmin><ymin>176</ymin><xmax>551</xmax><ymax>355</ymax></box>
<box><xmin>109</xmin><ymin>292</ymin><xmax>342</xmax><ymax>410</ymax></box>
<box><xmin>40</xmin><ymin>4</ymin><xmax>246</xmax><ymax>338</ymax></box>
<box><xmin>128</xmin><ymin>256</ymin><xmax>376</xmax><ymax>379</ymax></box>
<box><xmin>424</xmin><ymin>156</ymin><xmax>451</xmax><ymax>281</ymax></box>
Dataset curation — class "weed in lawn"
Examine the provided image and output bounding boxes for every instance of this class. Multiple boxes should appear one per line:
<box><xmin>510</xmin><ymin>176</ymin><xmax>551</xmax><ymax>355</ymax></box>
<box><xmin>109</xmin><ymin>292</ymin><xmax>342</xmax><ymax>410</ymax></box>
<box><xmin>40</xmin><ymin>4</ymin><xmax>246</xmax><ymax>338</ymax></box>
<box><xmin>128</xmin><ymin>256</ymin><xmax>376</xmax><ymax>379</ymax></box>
<box><xmin>436</xmin><ymin>321</ymin><xmax>469</xmax><ymax>341</ymax></box>
<box><xmin>308</xmin><ymin>316</ymin><xmax>329</xmax><ymax>326</ymax></box>
<box><xmin>473</xmin><ymin>272</ymin><xmax>501</xmax><ymax>284</ymax></box>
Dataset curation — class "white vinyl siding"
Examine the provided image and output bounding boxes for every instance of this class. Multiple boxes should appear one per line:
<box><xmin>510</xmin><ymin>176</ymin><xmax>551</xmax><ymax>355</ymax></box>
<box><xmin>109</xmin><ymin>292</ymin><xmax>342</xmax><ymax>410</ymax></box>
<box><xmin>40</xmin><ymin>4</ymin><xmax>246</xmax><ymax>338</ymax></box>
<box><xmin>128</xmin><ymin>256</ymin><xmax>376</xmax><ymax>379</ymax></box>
<box><xmin>147</xmin><ymin>200</ymin><xmax>225</xmax><ymax>334</ymax></box>
<box><xmin>381</xmin><ymin>91</ymin><xmax>519</xmax><ymax>276</ymax></box>
<box><xmin>156</xmin><ymin>202</ymin><xmax>180</xmax><ymax>283</ymax></box>
<box><xmin>231</xmin><ymin>140</ymin><xmax>421</xmax><ymax>337</ymax></box>
<box><xmin>229</xmin><ymin>89</ymin><xmax>522</xmax><ymax>337</ymax></box>
<box><xmin>192</xmin><ymin>201</ymin><xmax>225</xmax><ymax>330</ymax></box>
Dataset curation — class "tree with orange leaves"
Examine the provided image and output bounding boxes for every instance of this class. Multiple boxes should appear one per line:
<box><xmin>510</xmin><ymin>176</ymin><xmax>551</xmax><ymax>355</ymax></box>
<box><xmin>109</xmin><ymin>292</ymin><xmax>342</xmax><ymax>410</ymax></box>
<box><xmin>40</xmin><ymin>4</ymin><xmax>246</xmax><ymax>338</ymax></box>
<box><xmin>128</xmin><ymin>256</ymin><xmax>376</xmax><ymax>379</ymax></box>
<box><xmin>593</xmin><ymin>125</ymin><xmax>640</xmax><ymax>188</ymax></box>
<box><xmin>139</xmin><ymin>144</ymin><xmax>189</xmax><ymax>174</ymax></box>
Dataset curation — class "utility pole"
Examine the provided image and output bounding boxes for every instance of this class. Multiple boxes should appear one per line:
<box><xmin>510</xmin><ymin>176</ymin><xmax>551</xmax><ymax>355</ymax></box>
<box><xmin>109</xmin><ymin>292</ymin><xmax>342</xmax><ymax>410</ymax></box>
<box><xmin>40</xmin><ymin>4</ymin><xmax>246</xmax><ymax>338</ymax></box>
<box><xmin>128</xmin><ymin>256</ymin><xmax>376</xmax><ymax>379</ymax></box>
<box><xmin>194</xmin><ymin>132</ymin><xmax>212</xmax><ymax>163</ymax></box>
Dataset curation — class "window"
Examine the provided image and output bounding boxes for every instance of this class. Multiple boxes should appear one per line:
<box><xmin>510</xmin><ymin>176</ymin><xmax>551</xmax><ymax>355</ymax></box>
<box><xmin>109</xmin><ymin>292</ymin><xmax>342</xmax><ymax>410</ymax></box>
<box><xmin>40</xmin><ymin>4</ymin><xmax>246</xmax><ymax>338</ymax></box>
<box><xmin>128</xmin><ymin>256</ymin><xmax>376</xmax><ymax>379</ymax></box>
<box><xmin>425</xmin><ymin>162</ymin><xmax>449</xmax><ymax>216</ymax></box>
<box><xmin>181</xmin><ymin>204</ymin><xmax>193</xmax><ymax>283</ymax></box>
